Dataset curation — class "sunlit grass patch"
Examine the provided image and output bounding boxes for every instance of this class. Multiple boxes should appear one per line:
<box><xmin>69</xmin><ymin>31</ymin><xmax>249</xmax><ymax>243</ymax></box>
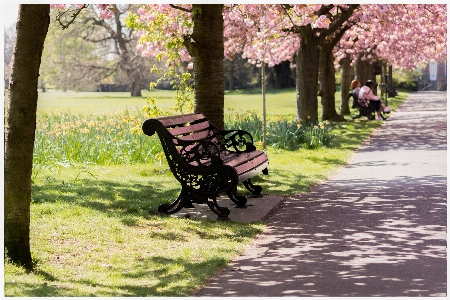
<box><xmin>5</xmin><ymin>164</ymin><xmax>265</xmax><ymax>297</ymax></box>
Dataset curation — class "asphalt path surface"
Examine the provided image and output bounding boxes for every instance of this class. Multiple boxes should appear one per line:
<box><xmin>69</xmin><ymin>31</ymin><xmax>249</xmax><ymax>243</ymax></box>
<box><xmin>195</xmin><ymin>91</ymin><xmax>447</xmax><ymax>297</ymax></box>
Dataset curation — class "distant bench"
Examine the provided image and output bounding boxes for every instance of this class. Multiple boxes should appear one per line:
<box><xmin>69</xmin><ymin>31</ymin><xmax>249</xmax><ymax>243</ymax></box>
<box><xmin>142</xmin><ymin>113</ymin><xmax>269</xmax><ymax>221</ymax></box>
<box><xmin>387</xmin><ymin>86</ymin><xmax>398</xmax><ymax>97</ymax></box>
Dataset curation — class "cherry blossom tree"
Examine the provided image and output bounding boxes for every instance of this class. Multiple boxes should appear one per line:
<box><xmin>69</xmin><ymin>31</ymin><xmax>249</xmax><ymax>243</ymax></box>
<box><xmin>131</xmin><ymin>4</ymin><xmax>331</xmax><ymax>125</ymax></box>
<box><xmin>130</xmin><ymin>4</ymin><xmax>446</xmax><ymax>123</ymax></box>
<box><xmin>128</xmin><ymin>4</ymin><xmax>225</xmax><ymax>128</ymax></box>
<box><xmin>330</xmin><ymin>4</ymin><xmax>446</xmax><ymax>113</ymax></box>
<box><xmin>223</xmin><ymin>5</ymin><xmax>359</xmax><ymax>122</ymax></box>
<box><xmin>335</xmin><ymin>5</ymin><xmax>447</xmax><ymax>81</ymax></box>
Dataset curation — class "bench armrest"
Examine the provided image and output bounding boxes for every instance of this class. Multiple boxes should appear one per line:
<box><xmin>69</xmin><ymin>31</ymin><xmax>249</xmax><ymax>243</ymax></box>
<box><xmin>174</xmin><ymin>137</ymin><xmax>223</xmax><ymax>167</ymax></box>
<box><xmin>219</xmin><ymin>129</ymin><xmax>256</xmax><ymax>153</ymax></box>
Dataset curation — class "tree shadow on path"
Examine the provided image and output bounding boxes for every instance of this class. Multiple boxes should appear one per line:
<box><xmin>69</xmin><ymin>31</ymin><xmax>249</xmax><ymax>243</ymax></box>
<box><xmin>195</xmin><ymin>91</ymin><xmax>447</xmax><ymax>297</ymax></box>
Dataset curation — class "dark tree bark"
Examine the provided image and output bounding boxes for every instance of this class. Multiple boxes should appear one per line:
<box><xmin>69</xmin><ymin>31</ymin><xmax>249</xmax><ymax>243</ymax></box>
<box><xmin>355</xmin><ymin>56</ymin><xmax>369</xmax><ymax>86</ymax></box>
<box><xmin>319</xmin><ymin>23</ymin><xmax>352</xmax><ymax>121</ymax></box>
<box><xmin>292</xmin><ymin>4</ymin><xmax>359</xmax><ymax>123</ymax></box>
<box><xmin>319</xmin><ymin>40</ymin><xmax>345</xmax><ymax>121</ymax></box>
<box><xmin>130</xmin><ymin>79</ymin><xmax>142</xmax><ymax>97</ymax></box>
<box><xmin>381</xmin><ymin>61</ymin><xmax>387</xmax><ymax>99</ymax></box>
<box><xmin>184</xmin><ymin>4</ymin><xmax>225</xmax><ymax>129</ymax></box>
<box><xmin>295</xmin><ymin>31</ymin><xmax>320</xmax><ymax>123</ymax></box>
<box><xmin>340</xmin><ymin>56</ymin><xmax>351</xmax><ymax>115</ymax></box>
<box><xmin>273</xmin><ymin>60</ymin><xmax>295</xmax><ymax>89</ymax></box>
<box><xmin>4</xmin><ymin>4</ymin><xmax>50</xmax><ymax>270</ymax></box>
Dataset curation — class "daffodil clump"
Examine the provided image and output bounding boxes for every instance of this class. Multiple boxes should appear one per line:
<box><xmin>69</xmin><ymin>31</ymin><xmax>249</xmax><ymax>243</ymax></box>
<box><xmin>34</xmin><ymin>109</ymin><xmax>164</xmax><ymax>165</ymax></box>
<box><xmin>34</xmin><ymin>109</ymin><xmax>335</xmax><ymax>167</ymax></box>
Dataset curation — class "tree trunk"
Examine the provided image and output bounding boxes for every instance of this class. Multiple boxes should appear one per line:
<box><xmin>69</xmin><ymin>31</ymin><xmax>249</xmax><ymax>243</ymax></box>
<box><xmin>340</xmin><ymin>56</ymin><xmax>351</xmax><ymax>115</ymax></box>
<box><xmin>4</xmin><ymin>4</ymin><xmax>50</xmax><ymax>270</ymax></box>
<box><xmin>295</xmin><ymin>36</ymin><xmax>320</xmax><ymax>123</ymax></box>
<box><xmin>274</xmin><ymin>60</ymin><xmax>295</xmax><ymax>89</ymax></box>
<box><xmin>388</xmin><ymin>65</ymin><xmax>393</xmax><ymax>87</ymax></box>
<box><xmin>130</xmin><ymin>79</ymin><xmax>142</xmax><ymax>97</ymax></box>
<box><xmin>368</xmin><ymin>62</ymin><xmax>377</xmax><ymax>96</ymax></box>
<box><xmin>293</xmin><ymin>4</ymin><xmax>358</xmax><ymax>123</ymax></box>
<box><xmin>228</xmin><ymin>59</ymin><xmax>235</xmax><ymax>91</ymax></box>
<box><xmin>355</xmin><ymin>56</ymin><xmax>369</xmax><ymax>86</ymax></box>
<box><xmin>381</xmin><ymin>61</ymin><xmax>387</xmax><ymax>99</ymax></box>
<box><xmin>319</xmin><ymin>41</ymin><xmax>344</xmax><ymax>121</ymax></box>
<box><xmin>186</xmin><ymin>4</ymin><xmax>224</xmax><ymax>129</ymax></box>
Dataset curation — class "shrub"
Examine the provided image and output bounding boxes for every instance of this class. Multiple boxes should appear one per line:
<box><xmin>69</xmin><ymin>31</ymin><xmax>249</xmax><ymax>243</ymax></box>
<box><xmin>224</xmin><ymin>111</ymin><xmax>335</xmax><ymax>150</ymax></box>
<box><xmin>224</xmin><ymin>110</ymin><xmax>262</xmax><ymax>140</ymax></box>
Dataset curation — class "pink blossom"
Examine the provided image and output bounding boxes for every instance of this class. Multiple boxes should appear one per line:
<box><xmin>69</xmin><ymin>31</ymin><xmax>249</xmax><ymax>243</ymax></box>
<box><xmin>312</xmin><ymin>15</ymin><xmax>330</xmax><ymax>29</ymax></box>
<box><xmin>50</xmin><ymin>4</ymin><xmax>67</xmax><ymax>9</ymax></box>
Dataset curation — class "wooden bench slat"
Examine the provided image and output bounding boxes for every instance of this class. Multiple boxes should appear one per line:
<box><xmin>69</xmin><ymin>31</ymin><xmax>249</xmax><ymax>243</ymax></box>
<box><xmin>168</xmin><ymin>120</ymin><xmax>211</xmax><ymax>136</ymax></box>
<box><xmin>233</xmin><ymin>154</ymin><xmax>268</xmax><ymax>174</ymax></box>
<box><xmin>176</xmin><ymin>130</ymin><xmax>214</xmax><ymax>141</ymax></box>
<box><xmin>220</xmin><ymin>151</ymin><xmax>262</xmax><ymax>166</ymax></box>
<box><xmin>158</xmin><ymin>113</ymin><xmax>206</xmax><ymax>127</ymax></box>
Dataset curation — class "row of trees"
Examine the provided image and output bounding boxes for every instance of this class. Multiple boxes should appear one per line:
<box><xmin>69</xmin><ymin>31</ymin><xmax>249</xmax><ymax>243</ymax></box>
<box><xmin>3</xmin><ymin>7</ymin><xmax>293</xmax><ymax>94</ymax></box>
<box><xmin>4</xmin><ymin>4</ymin><xmax>447</xmax><ymax>269</ymax></box>
<box><xmin>130</xmin><ymin>4</ymin><xmax>446</xmax><ymax>126</ymax></box>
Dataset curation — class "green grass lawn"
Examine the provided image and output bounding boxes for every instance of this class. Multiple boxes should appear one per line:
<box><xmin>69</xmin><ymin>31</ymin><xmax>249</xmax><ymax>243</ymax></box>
<box><xmin>4</xmin><ymin>88</ymin><xmax>409</xmax><ymax>296</ymax></box>
<box><xmin>34</xmin><ymin>88</ymin><xmax>300</xmax><ymax>117</ymax></box>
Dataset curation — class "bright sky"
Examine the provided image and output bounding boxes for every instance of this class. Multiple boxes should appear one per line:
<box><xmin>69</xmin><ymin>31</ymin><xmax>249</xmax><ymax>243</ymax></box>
<box><xmin>1</xmin><ymin>2</ymin><xmax>18</xmax><ymax>27</ymax></box>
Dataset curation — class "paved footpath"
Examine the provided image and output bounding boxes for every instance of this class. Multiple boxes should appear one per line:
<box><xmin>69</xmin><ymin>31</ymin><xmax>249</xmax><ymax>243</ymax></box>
<box><xmin>195</xmin><ymin>91</ymin><xmax>447</xmax><ymax>297</ymax></box>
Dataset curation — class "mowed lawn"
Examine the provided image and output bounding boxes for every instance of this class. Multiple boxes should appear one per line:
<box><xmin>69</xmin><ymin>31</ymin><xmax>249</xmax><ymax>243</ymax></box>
<box><xmin>5</xmin><ymin>88</ymin><xmax>409</xmax><ymax>296</ymax></box>
<box><xmin>35</xmin><ymin>88</ymin><xmax>300</xmax><ymax>118</ymax></box>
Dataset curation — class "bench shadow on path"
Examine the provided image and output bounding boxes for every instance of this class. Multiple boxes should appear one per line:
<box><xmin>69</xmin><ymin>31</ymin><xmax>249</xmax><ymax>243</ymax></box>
<box><xmin>196</xmin><ymin>175</ymin><xmax>446</xmax><ymax>297</ymax></box>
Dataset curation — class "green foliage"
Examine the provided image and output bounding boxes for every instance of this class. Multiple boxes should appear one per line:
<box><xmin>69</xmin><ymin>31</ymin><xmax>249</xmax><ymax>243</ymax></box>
<box><xmin>299</xmin><ymin>120</ymin><xmax>335</xmax><ymax>149</ymax></box>
<box><xmin>392</xmin><ymin>68</ymin><xmax>422</xmax><ymax>89</ymax></box>
<box><xmin>142</xmin><ymin>65</ymin><xmax>194</xmax><ymax>118</ymax></box>
<box><xmin>224</xmin><ymin>110</ymin><xmax>263</xmax><ymax>140</ymax></box>
<box><xmin>225</xmin><ymin>111</ymin><xmax>335</xmax><ymax>150</ymax></box>
<box><xmin>126</xmin><ymin>8</ymin><xmax>195</xmax><ymax>118</ymax></box>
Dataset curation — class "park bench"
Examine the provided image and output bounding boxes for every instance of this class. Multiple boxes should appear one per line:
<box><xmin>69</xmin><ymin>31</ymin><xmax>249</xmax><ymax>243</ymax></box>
<box><xmin>349</xmin><ymin>91</ymin><xmax>390</xmax><ymax>120</ymax></box>
<box><xmin>387</xmin><ymin>86</ymin><xmax>398</xmax><ymax>97</ymax></box>
<box><xmin>142</xmin><ymin>113</ymin><xmax>269</xmax><ymax>221</ymax></box>
<box><xmin>349</xmin><ymin>92</ymin><xmax>376</xmax><ymax>120</ymax></box>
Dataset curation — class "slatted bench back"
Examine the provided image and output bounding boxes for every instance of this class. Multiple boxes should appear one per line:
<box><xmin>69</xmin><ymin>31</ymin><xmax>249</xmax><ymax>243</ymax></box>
<box><xmin>157</xmin><ymin>113</ymin><xmax>223</xmax><ymax>148</ymax></box>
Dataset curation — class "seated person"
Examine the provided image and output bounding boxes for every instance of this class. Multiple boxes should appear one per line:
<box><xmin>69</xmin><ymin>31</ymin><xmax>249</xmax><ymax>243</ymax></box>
<box><xmin>349</xmin><ymin>79</ymin><xmax>361</xmax><ymax>108</ymax></box>
<box><xmin>359</xmin><ymin>80</ymin><xmax>391</xmax><ymax>120</ymax></box>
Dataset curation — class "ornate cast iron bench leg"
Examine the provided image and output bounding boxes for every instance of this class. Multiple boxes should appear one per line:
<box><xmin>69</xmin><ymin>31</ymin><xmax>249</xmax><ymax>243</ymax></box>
<box><xmin>158</xmin><ymin>188</ymin><xmax>190</xmax><ymax>215</ymax></box>
<box><xmin>243</xmin><ymin>178</ymin><xmax>263</xmax><ymax>197</ymax></box>
<box><xmin>206</xmin><ymin>197</ymin><xmax>231</xmax><ymax>221</ymax></box>
<box><xmin>226</xmin><ymin>185</ymin><xmax>248</xmax><ymax>208</ymax></box>
<box><xmin>242</xmin><ymin>168</ymin><xmax>267</xmax><ymax>197</ymax></box>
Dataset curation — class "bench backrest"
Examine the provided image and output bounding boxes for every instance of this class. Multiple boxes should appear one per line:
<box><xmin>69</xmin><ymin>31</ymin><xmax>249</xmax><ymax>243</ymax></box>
<box><xmin>142</xmin><ymin>113</ymin><xmax>225</xmax><ymax>167</ymax></box>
